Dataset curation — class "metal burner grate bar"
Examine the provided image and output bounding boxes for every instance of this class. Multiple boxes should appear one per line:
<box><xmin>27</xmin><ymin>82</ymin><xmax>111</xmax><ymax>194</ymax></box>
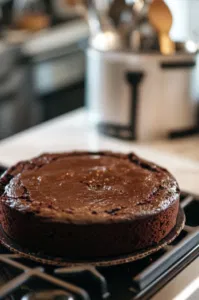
<box><xmin>132</xmin><ymin>193</ymin><xmax>199</xmax><ymax>292</ymax></box>
<box><xmin>38</xmin><ymin>270</ymin><xmax>90</xmax><ymax>300</ymax></box>
<box><xmin>55</xmin><ymin>265</ymin><xmax>110</xmax><ymax>299</ymax></box>
<box><xmin>133</xmin><ymin>230</ymin><xmax>199</xmax><ymax>290</ymax></box>
<box><xmin>133</xmin><ymin>244</ymin><xmax>199</xmax><ymax>300</ymax></box>
<box><xmin>184</xmin><ymin>225</ymin><xmax>195</xmax><ymax>233</ymax></box>
<box><xmin>180</xmin><ymin>196</ymin><xmax>194</xmax><ymax>209</ymax></box>
<box><xmin>0</xmin><ymin>270</ymin><xmax>32</xmax><ymax>299</ymax></box>
<box><xmin>0</xmin><ymin>255</ymin><xmax>36</xmax><ymax>271</ymax></box>
<box><xmin>0</xmin><ymin>256</ymin><xmax>90</xmax><ymax>300</ymax></box>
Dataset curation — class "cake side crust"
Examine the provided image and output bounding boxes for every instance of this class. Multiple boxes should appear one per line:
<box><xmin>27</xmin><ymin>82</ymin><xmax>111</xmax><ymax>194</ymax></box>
<box><xmin>0</xmin><ymin>151</ymin><xmax>180</xmax><ymax>258</ymax></box>
<box><xmin>1</xmin><ymin>198</ymin><xmax>179</xmax><ymax>258</ymax></box>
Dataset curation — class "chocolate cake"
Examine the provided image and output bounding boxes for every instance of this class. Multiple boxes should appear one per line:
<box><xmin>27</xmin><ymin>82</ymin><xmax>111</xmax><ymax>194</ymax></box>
<box><xmin>0</xmin><ymin>151</ymin><xmax>180</xmax><ymax>258</ymax></box>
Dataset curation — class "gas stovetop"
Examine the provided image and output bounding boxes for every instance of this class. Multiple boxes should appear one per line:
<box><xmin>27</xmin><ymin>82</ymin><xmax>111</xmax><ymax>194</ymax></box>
<box><xmin>0</xmin><ymin>188</ymin><xmax>199</xmax><ymax>300</ymax></box>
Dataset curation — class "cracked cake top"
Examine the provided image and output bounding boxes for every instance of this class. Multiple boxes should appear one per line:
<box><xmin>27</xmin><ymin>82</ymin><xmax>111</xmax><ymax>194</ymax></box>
<box><xmin>0</xmin><ymin>151</ymin><xmax>179</xmax><ymax>224</ymax></box>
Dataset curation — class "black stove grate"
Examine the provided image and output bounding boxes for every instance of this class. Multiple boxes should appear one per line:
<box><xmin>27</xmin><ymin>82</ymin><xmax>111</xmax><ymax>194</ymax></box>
<box><xmin>0</xmin><ymin>191</ymin><xmax>199</xmax><ymax>300</ymax></box>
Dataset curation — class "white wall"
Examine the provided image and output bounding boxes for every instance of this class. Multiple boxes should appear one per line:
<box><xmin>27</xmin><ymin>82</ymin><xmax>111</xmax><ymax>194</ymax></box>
<box><xmin>165</xmin><ymin>0</ymin><xmax>189</xmax><ymax>41</ymax></box>
<box><xmin>164</xmin><ymin>0</ymin><xmax>199</xmax><ymax>42</ymax></box>
<box><xmin>189</xmin><ymin>0</ymin><xmax>199</xmax><ymax>42</ymax></box>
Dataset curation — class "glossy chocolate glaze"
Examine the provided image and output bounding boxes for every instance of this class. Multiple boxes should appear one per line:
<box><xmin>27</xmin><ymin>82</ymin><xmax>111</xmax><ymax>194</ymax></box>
<box><xmin>0</xmin><ymin>152</ymin><xmax>179</xmax><ymax>224</ymax></box>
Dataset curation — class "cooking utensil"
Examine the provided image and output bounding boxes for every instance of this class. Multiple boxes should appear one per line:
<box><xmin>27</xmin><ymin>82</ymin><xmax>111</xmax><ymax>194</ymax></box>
<box><xmin>93</xmin><ymin>0</ymin><xmax>114</xmax><ymax>31</ymax></box>
<box><xmin>109</xmin><ymin>0</ymin><xmax>127</xmax><ymax>26</ymax></box>
<box><xmin>127</xmin><ymin>0</ymin><xmax>144</xmax><ymax>51</ymax></box>
<box><xmin>90</xmin><ymin>28</ymin><xmax>123</xmax><ymax>51</ymax></box>
<box><xmin>87</xmin><ymin>4</ymin><xmax>100</xmax><ymax>36</ymax></box>
<box><xmin>129</xmin><ymin>29</ymin><xmax>141</xmax><ymax>51</ymax></box>
<box><xmin>148</xmin><ymin>0</ymin><xmax>175</xmax><ymax>55</ymax></box>
<box><xmin>113</xmin><ymin>0</ymin><xmax>134</xmax><ymax>48</ymax></box>
<box><xmin>132</xmin><ymin>0</ymin><xmax>145</xmax><ymax>17</ymax></box>
<box><xmin>89</xmin><ymin>0</ymin><xmax>123</xmax><ymax>51</ymax></box>
<box><xmin>129</xmin><ymin>0</ymin><xmax>158</xmax><ymax>52</ymax></box>
<box><xmin>139</xmin><ymin>22</ymin><xmax>159</xmax><ymax>51</ymax></box>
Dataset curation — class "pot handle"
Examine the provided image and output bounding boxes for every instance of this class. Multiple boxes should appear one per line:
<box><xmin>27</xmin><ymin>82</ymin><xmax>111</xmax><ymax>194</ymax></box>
<box><xmin>125</xmin><ymin>71</ymin><xmax>144</xmax><ymax>140</ymax></box>
<box><xmin>98</xmin><ymin>71</ymin><xmax>144</xmax><ymax>141</ymax></box>
<box><xmin>160</xmin><ymin>61</ymin><xmax>196</xmax><ymax>69</ymax></box>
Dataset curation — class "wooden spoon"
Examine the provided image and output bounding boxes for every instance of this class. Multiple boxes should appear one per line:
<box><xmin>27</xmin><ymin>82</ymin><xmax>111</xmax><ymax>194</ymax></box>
<box><xmin>148</xmin><ymin>0</ymin><xmax>175</xmax><ymax>55</ymax></box>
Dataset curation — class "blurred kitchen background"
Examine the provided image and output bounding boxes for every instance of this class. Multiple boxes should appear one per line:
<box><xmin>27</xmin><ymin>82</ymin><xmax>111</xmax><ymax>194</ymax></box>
<box><xmin>0</xmin><ymin>0</ymin><xmax>199</xmax><ymax>141</ymax></box>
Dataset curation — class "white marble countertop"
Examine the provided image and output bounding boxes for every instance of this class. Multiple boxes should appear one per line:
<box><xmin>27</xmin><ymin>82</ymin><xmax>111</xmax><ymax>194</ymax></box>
<box><xmin>0</xmin><ymin>109</ymin><xmax>198</xmax><ymax>195</ymax></box>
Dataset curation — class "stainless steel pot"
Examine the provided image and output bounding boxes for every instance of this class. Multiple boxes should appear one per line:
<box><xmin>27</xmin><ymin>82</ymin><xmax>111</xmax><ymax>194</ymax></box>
<box><xmin>86</xmin><ymin>48</ymin><xmax>199</xmax><ymax>141</ymax></box>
